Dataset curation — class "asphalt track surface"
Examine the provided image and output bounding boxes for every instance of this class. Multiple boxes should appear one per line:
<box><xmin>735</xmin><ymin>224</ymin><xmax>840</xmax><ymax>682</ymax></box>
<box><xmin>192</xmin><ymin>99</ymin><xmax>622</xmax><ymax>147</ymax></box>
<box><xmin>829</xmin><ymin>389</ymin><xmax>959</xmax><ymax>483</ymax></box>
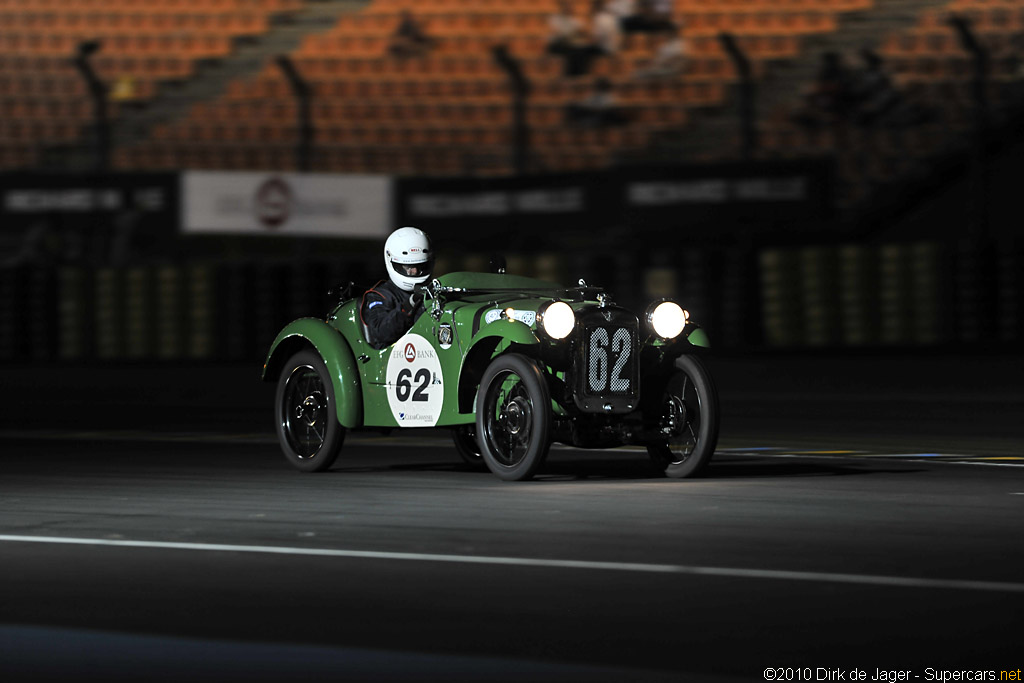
<box><xmin>1</xmin><ymin>354</ymin><xmax>1022</xmax><ymax>682</ymax></box>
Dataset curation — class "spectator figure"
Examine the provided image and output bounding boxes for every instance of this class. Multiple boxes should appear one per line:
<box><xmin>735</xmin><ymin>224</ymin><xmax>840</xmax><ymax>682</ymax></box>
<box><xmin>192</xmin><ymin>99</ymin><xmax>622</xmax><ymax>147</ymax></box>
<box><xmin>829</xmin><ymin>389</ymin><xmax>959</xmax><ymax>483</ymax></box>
<box><xmin>591</xmin><ymin>0</ymin><xmax>623</xmax><ymax>56</ymax></box>
<box><xmin>566</xmin><ymin>76</ymin><xmax>629</xmax><ymax>126</ymax></box>
<box><xmin>621</xmin><ymin>0</ymin><xmax>676</xmax><ymax>35</ymax></box>
<box><xmin>793</xmin><ymin>51</ymin><xmax>854</xmax><ymax>129</ymax></box>
<box><xmin>389</xmin><ymin>10</ymin><xmax>435</xmax><ymax>59</ymax></box>
<box><xmin>996</xmin><ymin>33</ymin><xmax>1024</xmax><ymax>102</ymax></box>
<box><xmin>607</xmin><ymin>0</ymin><xmax>637</xmax><ymax>28</ymax></box>
<box><xmin>1010</xmin><ymin>33</ymin><xmax>1024</xmax><ymax>78</ymax></box>
<box><xmin>110</xmin><ymin>75</ymin><xmax>137</xmax><ymax>101</ymax></box>
<box><xmin>650</xmin><ymin>0</ymin><xmax>676</xmax><ymax>26</ymax></box>
<box><xmin>547</xmin><ymin>0</ymin><xmax>586</xmax><ymax>53</ymax></box>
<box><xmin>848</xmin><ymin>49</ymin><xmax>901</xmax><ymax>127</ymax></box>
<box><xmin>847</xmin><ymin>48</ymin><xmax>934</xmax><ymax>129</ymax></box>
<box><xmin>631</xmin><ymin>24</ymin><xmax>687</xmax><ymax>80</ymax></box>
<box><xmin>548</xmin><ymin>0</ymin><xmax>615</xmax><ymax>77</ymax></box>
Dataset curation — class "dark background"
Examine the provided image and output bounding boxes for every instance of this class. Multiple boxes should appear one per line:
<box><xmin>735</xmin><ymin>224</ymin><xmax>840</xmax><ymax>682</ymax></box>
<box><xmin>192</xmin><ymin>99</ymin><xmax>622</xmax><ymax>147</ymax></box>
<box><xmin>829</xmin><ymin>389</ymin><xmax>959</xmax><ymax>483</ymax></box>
<box><xmin>1</xmin><ymin>0</ymin><xmax>1023</xmax><ymax>679</ymax></box>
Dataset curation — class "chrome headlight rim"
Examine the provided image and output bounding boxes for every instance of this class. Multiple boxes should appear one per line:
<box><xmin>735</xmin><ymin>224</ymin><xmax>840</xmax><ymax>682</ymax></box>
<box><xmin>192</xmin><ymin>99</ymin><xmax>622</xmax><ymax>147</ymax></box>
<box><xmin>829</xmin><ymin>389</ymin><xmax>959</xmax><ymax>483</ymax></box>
<box><xmin>646</xmin><ymin>299</ymin><xmax>688</xmax><ymax>340</ymax></box>
<box><xmin>537</xmin><ymin>300</ymin><xmax>576</xmax><ymax>341</ymax></box>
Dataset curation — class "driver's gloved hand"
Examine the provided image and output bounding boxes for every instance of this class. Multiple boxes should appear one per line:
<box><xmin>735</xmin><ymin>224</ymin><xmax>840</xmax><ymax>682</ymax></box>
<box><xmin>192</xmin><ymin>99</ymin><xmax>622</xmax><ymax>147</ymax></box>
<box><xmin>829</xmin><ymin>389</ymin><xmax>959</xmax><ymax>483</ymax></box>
<box><xmin>408</xmin><ymin>289</ymin><xmax>424</xmax><ymax>310</ymax></box>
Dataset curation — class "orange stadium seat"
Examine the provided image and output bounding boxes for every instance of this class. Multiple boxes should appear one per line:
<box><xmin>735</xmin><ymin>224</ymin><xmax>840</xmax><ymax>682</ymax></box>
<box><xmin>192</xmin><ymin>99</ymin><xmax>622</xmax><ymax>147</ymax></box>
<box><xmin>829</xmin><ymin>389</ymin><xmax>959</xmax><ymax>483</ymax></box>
<box><xmin>0</xmin><ymin>0</ymin><xmax>301</xmax><ymax>171</ymax></box>
<box><xmin>3</xmin><ymin>0</ymin><xmax>917</xmax><ymax>174</ymax></box>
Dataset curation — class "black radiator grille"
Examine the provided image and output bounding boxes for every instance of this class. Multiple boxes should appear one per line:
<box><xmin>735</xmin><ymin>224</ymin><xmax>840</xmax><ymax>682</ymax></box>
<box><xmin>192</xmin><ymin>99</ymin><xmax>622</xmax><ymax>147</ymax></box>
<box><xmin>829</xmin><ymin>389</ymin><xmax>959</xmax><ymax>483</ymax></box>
<box><xmin>574</xmin><ymin>308</ymin><xmax>639</xmax><ymax>412</ymax></box>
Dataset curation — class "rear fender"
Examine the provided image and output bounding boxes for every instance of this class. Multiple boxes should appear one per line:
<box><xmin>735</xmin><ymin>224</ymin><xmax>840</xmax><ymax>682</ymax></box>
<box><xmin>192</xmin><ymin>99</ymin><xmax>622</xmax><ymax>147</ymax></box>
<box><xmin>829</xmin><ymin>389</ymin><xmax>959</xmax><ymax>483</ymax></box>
<box><xmin>263</xmin><ymin>318</ymin><xmax>362</xmax><ymax>428</ymax></box>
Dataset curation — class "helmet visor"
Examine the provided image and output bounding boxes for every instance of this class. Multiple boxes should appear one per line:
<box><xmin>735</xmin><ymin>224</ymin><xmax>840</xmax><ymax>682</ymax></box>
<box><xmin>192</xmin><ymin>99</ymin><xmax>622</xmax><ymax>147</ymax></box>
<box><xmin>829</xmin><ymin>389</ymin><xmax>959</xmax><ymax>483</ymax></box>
<box><xmin>391</xmin><ymin>257</ymin><xmax>433</xmax><ymax>279</ymax></box>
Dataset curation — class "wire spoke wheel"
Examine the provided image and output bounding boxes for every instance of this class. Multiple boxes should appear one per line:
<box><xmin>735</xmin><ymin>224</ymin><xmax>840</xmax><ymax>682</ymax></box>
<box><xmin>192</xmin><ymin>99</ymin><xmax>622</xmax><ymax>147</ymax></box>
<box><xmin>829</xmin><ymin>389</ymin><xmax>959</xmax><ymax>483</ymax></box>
<box><xmin>488</xmin><ymin>375</ymin><xmax>533</xmax><ymax>467</ymax></box>
<box><xmin>664</xmin><ymin>375</ymin><xmax>698</xmax><ymax>461</ymax></box>
<box><xmin>275</xmin><ymin>350</ymin><xmax>345</xmax><ymax>473</ymax></box>
<box><xmin>476</xmin><ymin>354</ymin><xmax>551</xmax><ymax>481</ymax></box>
<box><xmin>647</xmin><ymin>355</ymin><xmax>719</xmax><ymax>479</ymax></box>
<box><xmin>452</xmin><ymin>423</ymin><xmax>486</xmax><ymax>469</ymax></box>
<box><xmin>283</xmin><ymin>365</ymin><xmax>328</xmax><ymax>458</ymax></box>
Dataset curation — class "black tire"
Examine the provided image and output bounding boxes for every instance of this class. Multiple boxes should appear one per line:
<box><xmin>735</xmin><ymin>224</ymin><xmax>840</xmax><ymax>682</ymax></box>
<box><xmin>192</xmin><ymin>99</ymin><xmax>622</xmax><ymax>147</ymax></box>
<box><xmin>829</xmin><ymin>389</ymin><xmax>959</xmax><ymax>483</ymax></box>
<box><xmin>274</xmin><ymin>349</ymin><xmax>345</xmax><ymax>472</ymax></box>
<box><xmin>452</xmin><ymin>424</ymin><xmax>487</xmax><ymax>470</ymax></box>
<box><xmin>476</xmin><ymin>353</ymin><xmax>551</xmax><ymax>481</ymax></box>
<box><xmin>647</xmin><ymin>355</ymin><xmax>719</xmax><ymax>479</ymax></box>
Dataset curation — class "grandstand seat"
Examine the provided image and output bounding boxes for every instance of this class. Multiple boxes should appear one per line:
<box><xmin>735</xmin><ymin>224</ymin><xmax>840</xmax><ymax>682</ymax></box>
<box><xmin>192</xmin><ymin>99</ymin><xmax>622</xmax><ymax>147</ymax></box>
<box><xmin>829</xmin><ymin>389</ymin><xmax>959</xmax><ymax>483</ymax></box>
<box><xmin>74</xmin><ymin>0</ymin><xmax>920</xmax><ymax>175</ymax></box>
<box><xmin>0</xmin><ymin>0</ymin><xmax>299</xmax><ymax>170</ymax></box>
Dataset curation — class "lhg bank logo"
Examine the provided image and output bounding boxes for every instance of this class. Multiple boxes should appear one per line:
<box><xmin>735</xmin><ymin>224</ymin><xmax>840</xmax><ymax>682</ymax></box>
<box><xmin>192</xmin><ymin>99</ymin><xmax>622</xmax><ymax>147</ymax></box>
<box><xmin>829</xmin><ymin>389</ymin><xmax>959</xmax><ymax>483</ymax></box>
<box><xmin>254</xmin><ymin>177</ymin><xmax>292</xmax><ymax>229</ymax></box>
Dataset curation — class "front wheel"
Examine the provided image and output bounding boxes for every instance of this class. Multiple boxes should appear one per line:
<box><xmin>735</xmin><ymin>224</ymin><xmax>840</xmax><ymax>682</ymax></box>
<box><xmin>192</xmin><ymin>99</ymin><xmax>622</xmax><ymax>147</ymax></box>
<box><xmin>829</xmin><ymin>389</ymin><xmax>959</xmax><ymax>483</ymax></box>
<box><xmin>647</xmin><ymin>355</ymin><xmax>719</xmax><ymax>478</ymax></box>
<box><xmin>275</xmin><ymin>349</ymin><xmax>345</xmax><ymax>472</ymax></box>
<box><xmin>476</xmin><ymin>354</ymin><xmax>551</xmax><ymax>481</ymax></box>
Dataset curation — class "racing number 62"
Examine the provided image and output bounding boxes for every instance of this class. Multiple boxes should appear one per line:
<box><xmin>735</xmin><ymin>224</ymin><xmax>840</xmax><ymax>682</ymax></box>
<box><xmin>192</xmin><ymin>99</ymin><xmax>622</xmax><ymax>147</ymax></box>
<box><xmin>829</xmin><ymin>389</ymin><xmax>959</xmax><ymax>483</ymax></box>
<box><xmin>588</xmin><ymin>327</ymin><xmax>631</xmax><ymax>393</ymax></box>
<box><xmin>396</xmin><ymin>368</ymin><xmax>430</xmax><ymax>402</ymax></box>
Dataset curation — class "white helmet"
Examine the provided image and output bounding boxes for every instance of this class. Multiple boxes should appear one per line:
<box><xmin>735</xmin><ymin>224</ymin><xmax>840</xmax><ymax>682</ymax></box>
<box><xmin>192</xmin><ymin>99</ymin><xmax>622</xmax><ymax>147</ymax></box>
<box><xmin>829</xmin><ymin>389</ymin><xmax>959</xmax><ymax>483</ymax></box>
<box><xmin>384</xmin><ymin>227</ymin><xmax>433</xmax><ymax>292</ymax></box>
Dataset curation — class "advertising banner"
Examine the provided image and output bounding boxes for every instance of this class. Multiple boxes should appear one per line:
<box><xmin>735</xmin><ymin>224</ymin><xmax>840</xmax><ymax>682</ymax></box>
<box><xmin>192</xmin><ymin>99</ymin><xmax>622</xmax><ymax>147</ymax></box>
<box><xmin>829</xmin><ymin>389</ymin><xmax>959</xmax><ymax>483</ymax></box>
<box><xmin>617</xmin><ymin>160</ymin><xmax>834</xmax><ymax>226</ymax></box>
<box><xmin>394</xmin><ymin>172</ymin><xmax>615</xmax><ymax>244</ymax></box>
<box><xmin>395</xmin><ymin>160</ymin><xmax>833</xmax><ymax>245</ymax></box>
<box><xmin>183</xmin><ymin>172</ymin><xmax>392</xmax><ymax>238</ymax></box>
<box><xmin>0</xmin><ymin>172</ymin><xmax>179</xmax><ymax>230</ymax></box>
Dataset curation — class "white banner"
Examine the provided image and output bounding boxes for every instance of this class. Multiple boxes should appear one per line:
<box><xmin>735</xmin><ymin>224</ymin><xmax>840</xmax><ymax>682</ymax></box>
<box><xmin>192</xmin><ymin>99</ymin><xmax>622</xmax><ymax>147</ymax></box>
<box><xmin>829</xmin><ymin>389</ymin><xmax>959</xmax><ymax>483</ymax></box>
<box><xmin>182</xmin><ymin>172</ymin><xmax>392</xmax><ymax>237</ymax></box>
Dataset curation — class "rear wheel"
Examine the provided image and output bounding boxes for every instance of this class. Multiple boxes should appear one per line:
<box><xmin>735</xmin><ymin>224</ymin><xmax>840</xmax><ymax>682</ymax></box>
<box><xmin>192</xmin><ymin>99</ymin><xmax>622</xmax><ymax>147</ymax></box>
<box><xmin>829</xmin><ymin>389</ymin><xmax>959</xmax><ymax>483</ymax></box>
<box><xmin>647</xmin><ymin>355</ymin><xmax>719</xmax><ymax>478</ymax></box>
<box><xmin>452</xmin><ymin>424</ymin><xmax>486</xmax><ymax>470</ymax></box>
<box><xmin>476</xmin><ymin>354</ymin><xmax>551</xmax><ymax>481</ymax></box>
<box><xmin>275</xmin><ymin>349</ymin><xmax>345</xmax><ymax>472</ymax></box>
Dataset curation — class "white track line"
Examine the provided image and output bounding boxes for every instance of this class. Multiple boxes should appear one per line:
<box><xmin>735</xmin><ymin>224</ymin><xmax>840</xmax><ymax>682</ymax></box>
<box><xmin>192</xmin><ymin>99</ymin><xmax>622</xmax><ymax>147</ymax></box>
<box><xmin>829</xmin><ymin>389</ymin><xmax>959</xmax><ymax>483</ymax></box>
<box><xmin>2</xmin><ymin>430</ymin><xmax>1021</xmax><ymax>467</ymax></box>
<box><xmin>2</xmin><ymin>534</ymin><xmax>1023</xmax><ymax>594</ymax></box>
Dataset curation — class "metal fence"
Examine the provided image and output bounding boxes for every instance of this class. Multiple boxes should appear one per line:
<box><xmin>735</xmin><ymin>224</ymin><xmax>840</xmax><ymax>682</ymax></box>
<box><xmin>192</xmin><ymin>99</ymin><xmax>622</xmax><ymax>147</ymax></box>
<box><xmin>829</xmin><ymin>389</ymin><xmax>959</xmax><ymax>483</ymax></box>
<box><xmin>1</xmin><ymin>240</ymin><xmax>1018</xmax><ymax>363</ymax></box>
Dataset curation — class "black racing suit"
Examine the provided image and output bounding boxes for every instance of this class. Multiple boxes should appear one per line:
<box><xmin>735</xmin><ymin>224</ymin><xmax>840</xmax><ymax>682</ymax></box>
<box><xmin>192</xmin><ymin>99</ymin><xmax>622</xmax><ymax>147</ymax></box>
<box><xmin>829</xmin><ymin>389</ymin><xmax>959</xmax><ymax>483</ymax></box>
<box><xmin>360</xmin><ymin>279</ymin><xmax>424</xmax><ymax>350</ymax></box>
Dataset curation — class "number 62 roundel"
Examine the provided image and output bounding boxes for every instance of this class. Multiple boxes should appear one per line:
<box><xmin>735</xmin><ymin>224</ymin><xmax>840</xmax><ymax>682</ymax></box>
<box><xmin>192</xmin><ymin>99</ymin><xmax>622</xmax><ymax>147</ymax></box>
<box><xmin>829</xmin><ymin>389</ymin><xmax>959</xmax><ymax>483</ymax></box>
<box><xmin>386</xmin><ymin>333</ymin><xmax>444</xmax><ymax>427</ymax></box>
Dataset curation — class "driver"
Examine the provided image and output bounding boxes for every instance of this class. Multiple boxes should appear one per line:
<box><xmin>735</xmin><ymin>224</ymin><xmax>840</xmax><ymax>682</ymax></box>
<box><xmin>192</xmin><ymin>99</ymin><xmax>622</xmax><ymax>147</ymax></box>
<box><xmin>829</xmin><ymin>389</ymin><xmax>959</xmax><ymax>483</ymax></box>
<box><xmin>360</xmin><ymin>226</ymin><xmax>433</xmax><ymax>349</ymax></box>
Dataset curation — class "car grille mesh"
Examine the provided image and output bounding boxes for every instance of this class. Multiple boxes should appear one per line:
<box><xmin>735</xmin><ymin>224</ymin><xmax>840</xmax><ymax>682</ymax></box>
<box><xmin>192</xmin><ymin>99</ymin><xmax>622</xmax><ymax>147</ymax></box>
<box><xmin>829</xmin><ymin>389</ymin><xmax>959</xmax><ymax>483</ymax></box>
<box><xmin>579</xmin><ymin>309</ymin><xmax>639</xmax><ymax>402</ymax></box>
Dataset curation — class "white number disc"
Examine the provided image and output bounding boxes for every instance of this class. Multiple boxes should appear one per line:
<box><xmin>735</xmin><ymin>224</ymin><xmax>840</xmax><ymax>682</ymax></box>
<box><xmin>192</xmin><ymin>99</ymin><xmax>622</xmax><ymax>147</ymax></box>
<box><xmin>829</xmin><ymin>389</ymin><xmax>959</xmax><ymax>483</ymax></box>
<box><xmin>386</xmin><ymin>333</ymin><xmax>444</xmax><ymax>427</ymax></box>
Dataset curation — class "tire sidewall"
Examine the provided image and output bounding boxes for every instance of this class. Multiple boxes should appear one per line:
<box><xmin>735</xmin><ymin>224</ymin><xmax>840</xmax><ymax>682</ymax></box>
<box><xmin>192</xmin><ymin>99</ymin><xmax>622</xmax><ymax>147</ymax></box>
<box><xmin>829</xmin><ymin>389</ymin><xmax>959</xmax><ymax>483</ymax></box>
<box><xmin>452</xmin><ymin>424</ymin><xmax>487</xmax><ymax>470</ymax></box>
<box><xmin>475</xmin><ymin>353</ymin><xmax>551</xmax><ymax>481</ymax></box>
<box><xmin>275</xmin><ymin>349</ymin><xmax>345</xmax><ymax>473</ymax></box>
<box><xmin>653</xmin><ymin>354</ymin><xmax>720</xmax><ymax>479</ymax></box>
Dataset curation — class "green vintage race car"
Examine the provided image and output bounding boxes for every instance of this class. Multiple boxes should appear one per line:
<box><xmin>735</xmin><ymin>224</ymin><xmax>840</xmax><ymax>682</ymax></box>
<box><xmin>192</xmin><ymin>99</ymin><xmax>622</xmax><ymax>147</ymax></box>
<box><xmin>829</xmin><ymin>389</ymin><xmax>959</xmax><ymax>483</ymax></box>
<box><xmin>262</xmin><ymin>270</ymin><xmax>719</xmax><ymax>481</ymax></box>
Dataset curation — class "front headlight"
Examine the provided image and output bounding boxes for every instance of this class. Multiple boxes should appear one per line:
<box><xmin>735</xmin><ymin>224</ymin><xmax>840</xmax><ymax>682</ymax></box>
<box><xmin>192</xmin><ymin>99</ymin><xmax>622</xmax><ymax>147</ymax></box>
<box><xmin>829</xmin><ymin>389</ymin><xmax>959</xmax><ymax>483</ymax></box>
<box><xmin>539</xmin><ymin>300</ymin><xmax>575</xmax><ymax>340</ymax></box>
<box><xmin>647</xmin><ymin>300</ymin><xmax>688</xmax><ymax>339</ymax></box>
